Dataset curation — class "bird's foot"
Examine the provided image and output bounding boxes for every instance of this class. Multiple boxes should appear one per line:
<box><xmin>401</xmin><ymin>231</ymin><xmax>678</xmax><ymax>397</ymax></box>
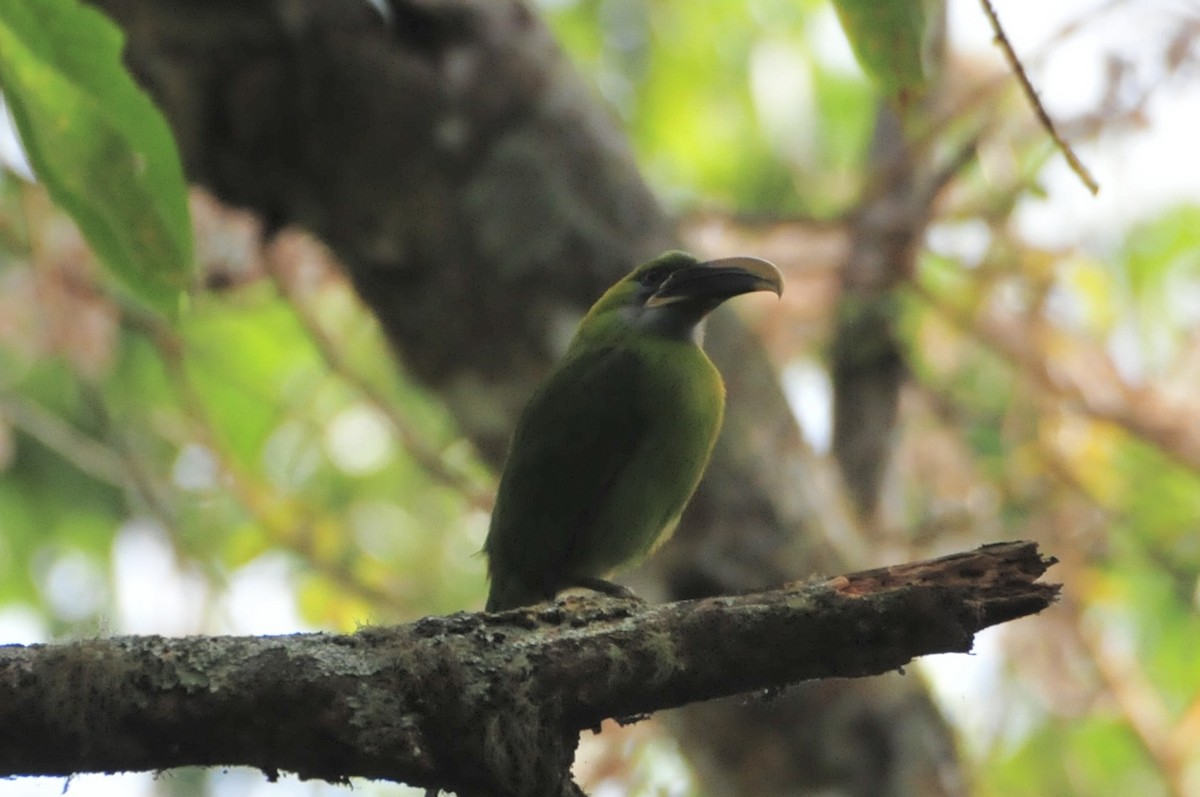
<box><xmin>567</xmin><ymin>577</ymin><xmax>644</xmax><ymax>603</ymax></box>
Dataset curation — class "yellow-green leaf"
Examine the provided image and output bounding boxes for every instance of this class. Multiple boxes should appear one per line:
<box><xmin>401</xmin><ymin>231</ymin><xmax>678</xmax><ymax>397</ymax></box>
<box><xmin>831</xmin><ymin>0</ymin><xmax>929</xmax><ymax>99</ymax></box>
<box><xmin>0</xmin><ymin>0</ymin><xmax>192</xmax><ymax>314</ymax></box>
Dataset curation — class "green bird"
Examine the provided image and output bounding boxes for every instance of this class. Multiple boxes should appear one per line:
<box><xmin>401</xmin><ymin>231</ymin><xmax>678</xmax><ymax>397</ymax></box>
<box><xmin>484</xmin><ymin>250</ymin><xmax>783</xmax><ymax>611</ymax></box>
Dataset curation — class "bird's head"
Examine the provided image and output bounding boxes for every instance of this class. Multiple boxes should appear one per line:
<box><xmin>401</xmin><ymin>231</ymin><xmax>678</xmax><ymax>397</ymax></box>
<box><xmin>577</xmin><ymin>251</ymin><xmax>784</xmax><ymax>344</ymax></box>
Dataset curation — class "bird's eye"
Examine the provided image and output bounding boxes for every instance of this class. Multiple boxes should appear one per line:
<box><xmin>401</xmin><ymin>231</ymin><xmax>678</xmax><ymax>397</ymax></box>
<box><xmin>639</xmin><ymin>266</ymin><xmax>670</xmax><ymax>287</ymax></box>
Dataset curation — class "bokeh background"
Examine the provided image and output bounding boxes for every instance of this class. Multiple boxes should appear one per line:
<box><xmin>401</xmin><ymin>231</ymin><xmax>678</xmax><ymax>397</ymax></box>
<box><xmin>2</xmin><ymin>0</ymin><xmax>1198</xmax><ymax>795</ymax></box>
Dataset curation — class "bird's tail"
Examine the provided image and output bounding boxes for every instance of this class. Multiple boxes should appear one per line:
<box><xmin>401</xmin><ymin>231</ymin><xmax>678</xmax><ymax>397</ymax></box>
<box><xmin>485</xmin><ymin>575</ymin><xmax>545</xmax><ymax>612</ymax></box>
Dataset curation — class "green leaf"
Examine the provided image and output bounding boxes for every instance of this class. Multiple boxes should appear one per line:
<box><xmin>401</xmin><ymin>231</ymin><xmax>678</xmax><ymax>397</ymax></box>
<box><xmin>1119</xmin><ymin>205</ymin><xmax>1200</xmax><ymax>303</ymax></box>
<box><xmin>0</xmin><ymin>0</ymin><xmax>193</xmax><ymax>314</ymax></box>
<box><xmin>831</xmin><ymin>0</ymin><xmax>929</xmax><ymax>99</ymax></box>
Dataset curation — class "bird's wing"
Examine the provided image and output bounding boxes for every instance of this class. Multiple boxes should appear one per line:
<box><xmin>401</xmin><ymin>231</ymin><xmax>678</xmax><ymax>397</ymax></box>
<box><xmin>485</xmin><ymin>345</ymin><xmax>650</xmax><ymax>593</ymax></box>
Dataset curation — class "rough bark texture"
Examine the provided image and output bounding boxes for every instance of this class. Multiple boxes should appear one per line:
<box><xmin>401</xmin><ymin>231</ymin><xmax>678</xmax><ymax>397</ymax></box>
<box><xmin>831</xmin><ymin>107</ymin><xmax>922</xmax><ymax>524</ymax></box>
<box><xmin>831</xmin><ymin>3</ymin><xmax>950</xmax><ymax>524</ymax></box>
<box><xmin>88</xmin><ymin>0</ymin><xmax>966</xmax><ymax>793</ymax></box>
<box><xmin>0</xmin><ymin>544</ymin><xmax>1058</xmax><ymax>796</ymax></box>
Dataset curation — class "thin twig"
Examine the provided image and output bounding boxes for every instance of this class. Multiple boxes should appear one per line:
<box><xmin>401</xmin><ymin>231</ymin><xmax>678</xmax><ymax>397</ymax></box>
<box><xmin>264</xmin><ymin>247</ymin><xmax>495</xmax><ymax>511</ymax></box>
<box><xmin>0</xmin><ymin>394</ymin><xmax>127</xmax><ymax>486</ymax></box>
<box><xmin>1064</xmin><ymin>595</ymin><xmax>1190</xmax><ymax>797</ymax></box>
<box><xmin>978</xmin><ymin>0</ymin><xmax>1100</xmax><ymax>194</ymax></box>
<box><xmin>909</xmin><ymin>281</ymin><xmax>1200</xmax><ymax>474</ymax></box>
<box><xmin>129</xmin><ymin>314</ymin><xmax>409</xmax><ymax>610</ymax></box>
<box><xmin>77</xmin><ymin>384</ymin><xmax>183</xmax><ymax>530</ymax></box>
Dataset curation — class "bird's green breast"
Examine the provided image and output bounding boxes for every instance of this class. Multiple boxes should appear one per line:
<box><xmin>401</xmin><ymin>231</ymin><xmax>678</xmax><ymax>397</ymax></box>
<box><xmin>483</xmin><ymin>335</ymin><xmax>724</xmax><ymax>607</ymax></box>
<box><xmin>574</xmin><ymin>337</ymin><xmax>723</xmax><ymax>574</ymax></box>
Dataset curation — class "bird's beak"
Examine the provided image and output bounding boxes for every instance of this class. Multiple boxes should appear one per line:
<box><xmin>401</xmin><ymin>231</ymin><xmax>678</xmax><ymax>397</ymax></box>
<box><xmin>645</xmin><ymin>256</ymin><xmax>784</xmax><ymax>308</ymax></box>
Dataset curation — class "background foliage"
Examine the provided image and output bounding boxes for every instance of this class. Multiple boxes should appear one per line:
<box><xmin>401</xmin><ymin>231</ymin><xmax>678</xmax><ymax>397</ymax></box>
<box><xmin>1</xmin><ymin>0</ymin><xmax>1199</xmax><ymax>796</ymax></box>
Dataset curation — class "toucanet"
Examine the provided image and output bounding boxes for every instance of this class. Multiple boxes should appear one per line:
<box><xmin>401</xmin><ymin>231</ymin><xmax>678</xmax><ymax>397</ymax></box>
<box><xmin>484</xmin><ymin>250</ymin><xmax>783</xmax><ymax>611</ymax></box>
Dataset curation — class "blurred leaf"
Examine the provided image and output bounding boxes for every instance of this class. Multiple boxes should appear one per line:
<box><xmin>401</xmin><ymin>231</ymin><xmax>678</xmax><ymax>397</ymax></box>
<box><xmin>986</xmin><ymin>718</ymin><xmax>1165</xmax><ymax>797</ymax></box>
<box><xmin>1119</xmin><ymin>205</ymin><xmax>1200</xmax><ymax>305</ymax></box>
<box><xmin>811</xmin><ymin>68</ymin><xmax>874</xmax><ymax>179</ymax></box>
<box><xmin>540</xmin><ymin>0</ymin><xmax>872</xmax><ymax>215</ymax></box>
<box><xmin>1105</xmin><ymin>546</ymin><xmax>1200</xmax><ymax>712</ymax></box>
<box><xmin>223</xmin><ymin>520</ymin><xmax>273</xmax><ymax>569</ymax></box>
<box><xmin>0</xmin><ymin>0</ymin><xmax>193</xmax><ymax>314</ymax></box>
<box><xmin>1058</xmin><ymin>255</ymin><xmax>1118</xmax><ymax>334</ymax></box>
<box><xmin>1114</xmin><ymin>439</ymin><xmax>1200</xmax><ymax>579</ymax></box>
<box><xmin>180</xmin><ymin>293</ymin><xmax>321</xmax><ymax>463</ymax></box>
<box><xmin>1116</xmin><ymin>205</ymin><xmax>1200</xmax><ymax>368</ymax></box>
<box><xmin>831</xmin><ymin>0</ymin><xmax>928</xmax><ymax>99</ymax></box>
<box><xmin>0</xmin><ymin>420</ymin><xmax>124</xmax><ymax>620</ymax></box>
<box><xmin>914</xmin><ymin>252</ymin><xmax>975</xmax><ymax>309</ymax></box>
<box><xmin>298</xmin><ymin>573</ymin><xmax>374</xmax><ymax>631</ymax></box>
<box><xmin>0</xmin><ymin>480</ymin><xmax>40</xmax><ymax>604</ymax></box>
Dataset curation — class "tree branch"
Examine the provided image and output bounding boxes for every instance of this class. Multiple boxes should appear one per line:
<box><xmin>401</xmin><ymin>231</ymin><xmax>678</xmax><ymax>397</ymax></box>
<box><xmin>0</xmin><ymin>542</ymin><xmax>1058</xmax><ymax>797</ymax></box>
<box><xmin>978</xmin><ymin>0</ymin><xmax>1099</xmax><ymax>194</ymax></box>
